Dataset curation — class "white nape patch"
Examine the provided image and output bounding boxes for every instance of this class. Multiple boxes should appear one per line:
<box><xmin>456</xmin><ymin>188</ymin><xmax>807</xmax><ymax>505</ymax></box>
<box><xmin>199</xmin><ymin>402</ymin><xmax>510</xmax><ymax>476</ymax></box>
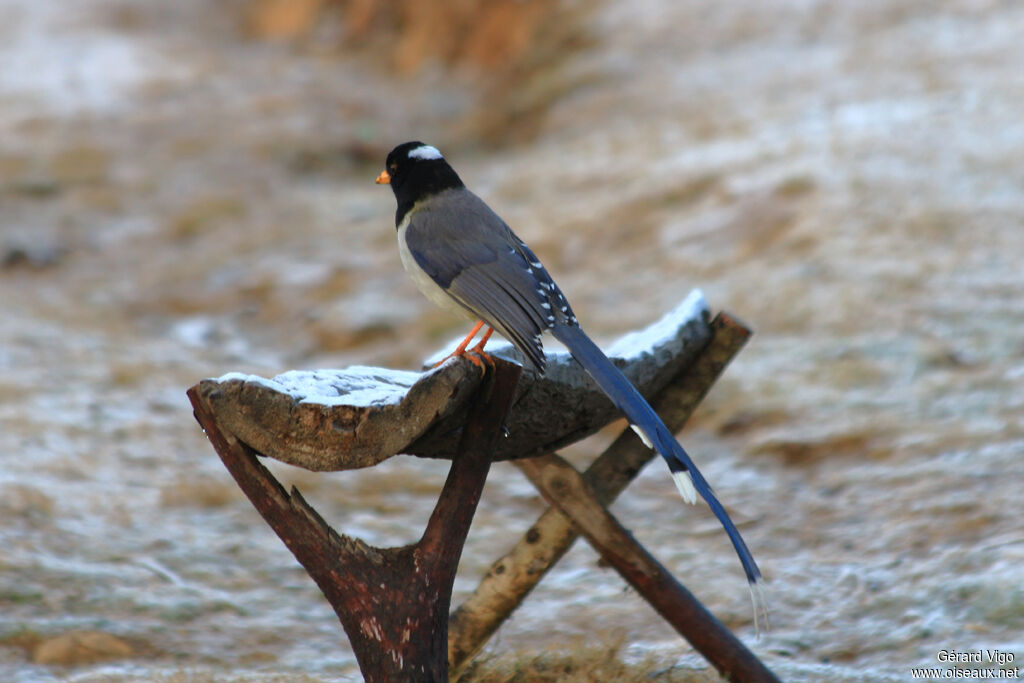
<box><xmin>409</xmin><ymin>145</ymin><xmax>443</xmax><ymax>160</ymax></box>
<box><xmin>671</xmin><ymin>470</ymin><xmax>698</xmax><ymax>505</ymax></box>
<box><xmin>630</xmin><ymin>424</ymin><xmax>653</xmax><ymax>449</ymax></box>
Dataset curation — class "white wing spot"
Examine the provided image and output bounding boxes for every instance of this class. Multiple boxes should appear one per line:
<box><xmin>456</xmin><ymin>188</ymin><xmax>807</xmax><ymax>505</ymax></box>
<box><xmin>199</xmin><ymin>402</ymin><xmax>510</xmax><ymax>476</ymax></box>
<box><xmin>408</xmin><ymin>145</ymin><xmax>443</xmax><ymax>160</ymax></box>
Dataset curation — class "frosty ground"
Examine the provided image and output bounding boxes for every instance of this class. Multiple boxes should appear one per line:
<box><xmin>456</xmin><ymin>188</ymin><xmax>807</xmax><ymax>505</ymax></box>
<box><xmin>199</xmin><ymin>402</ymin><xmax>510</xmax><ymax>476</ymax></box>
<box><xmin>1</xmin><ymin>1</ymin><xmax>1022</xmax><ymax>681</ymax></box>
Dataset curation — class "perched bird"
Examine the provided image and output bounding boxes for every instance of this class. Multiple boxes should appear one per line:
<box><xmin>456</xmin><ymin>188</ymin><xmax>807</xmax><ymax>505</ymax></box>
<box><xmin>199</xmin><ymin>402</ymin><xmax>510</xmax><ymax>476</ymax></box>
<box><xmin>376</xmin><ymin>141</ymin><xmax>763</xmax><ymax>596</ymax></box>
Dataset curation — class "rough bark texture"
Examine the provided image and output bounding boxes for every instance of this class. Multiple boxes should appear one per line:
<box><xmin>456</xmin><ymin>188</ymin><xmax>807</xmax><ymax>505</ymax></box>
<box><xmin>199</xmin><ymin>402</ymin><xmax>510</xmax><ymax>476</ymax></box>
<box><xmin>188</xmin><ymin>359</ymin><xmax>522</xmax><ymax>682</ymax></box>
<box><xmin>188</xmin><ymin>307</ymin><xmax>779</xmax><ymax>681</ymax></box>
<box><xmin>447</xmin><ymin>312</ymin><xmax>752</xmax><ymax>674</ymax></box>
<box><xmin>517</xmin><ymin>453</ymin><xmax>780</xmax><ymax>683</ymax></box>
<box><xmin>192</xmin><ymin>359</ymin><xmax>485</xmax><ymax>471</ymax></box>
<box><xmin>189</xmin><ymin>304</ymin><xmax>711</xmax><ymax>470</ymax></box>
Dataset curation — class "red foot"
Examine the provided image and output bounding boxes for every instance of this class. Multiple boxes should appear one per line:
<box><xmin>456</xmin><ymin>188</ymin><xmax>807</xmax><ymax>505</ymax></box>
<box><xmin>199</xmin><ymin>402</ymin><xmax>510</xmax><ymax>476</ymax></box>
<box><xmin>432</xmin><ymin>321</ymin><xmax>494</xmax><ymax>370</ymax></box>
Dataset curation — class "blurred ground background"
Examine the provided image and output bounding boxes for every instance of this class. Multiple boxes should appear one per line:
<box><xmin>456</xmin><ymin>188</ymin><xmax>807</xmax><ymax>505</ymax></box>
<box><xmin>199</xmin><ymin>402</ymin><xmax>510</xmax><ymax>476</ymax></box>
<box><xmin>1</xmin><ymin>0</ymin><xmax>1023</xmax><ymax>681</ymax></box>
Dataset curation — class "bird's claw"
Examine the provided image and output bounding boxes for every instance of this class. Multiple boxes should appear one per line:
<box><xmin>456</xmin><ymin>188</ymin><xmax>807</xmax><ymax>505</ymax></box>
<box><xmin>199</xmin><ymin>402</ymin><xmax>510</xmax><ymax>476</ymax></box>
<box><xmin>432</xmin><ymin>348</ymin><xmax>493</xmax><ymax>372</ymax></box>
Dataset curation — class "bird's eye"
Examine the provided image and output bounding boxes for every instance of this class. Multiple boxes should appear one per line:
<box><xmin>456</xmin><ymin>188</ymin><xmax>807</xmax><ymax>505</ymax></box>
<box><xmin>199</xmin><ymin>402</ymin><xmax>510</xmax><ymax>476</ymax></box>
<box><xmin>389</xmin><ymin>163</ymin><xmax>397</xmax><ymax>172</ymax></box>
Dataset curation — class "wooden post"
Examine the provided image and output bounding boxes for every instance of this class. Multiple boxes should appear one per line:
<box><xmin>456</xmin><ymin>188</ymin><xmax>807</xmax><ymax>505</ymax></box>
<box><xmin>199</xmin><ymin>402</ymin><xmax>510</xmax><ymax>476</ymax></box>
<box><xmin>448</xmin><ymin>313</ymin><xmax>755</xmax><ymax>673</ymax></box>
<box><xmin>188</xmin><ymin>358</ymin><xmax>522</xmax><ymax>682</ymax></box>
<box><xmin>517</xmin><ymin>453</ymin><xmax>779</xmax><ymax>683</ymax></box>
<box><xmin>187</xmin><ymin>306</ymin><xmax>779</xmax><ymax>681</ymax></box>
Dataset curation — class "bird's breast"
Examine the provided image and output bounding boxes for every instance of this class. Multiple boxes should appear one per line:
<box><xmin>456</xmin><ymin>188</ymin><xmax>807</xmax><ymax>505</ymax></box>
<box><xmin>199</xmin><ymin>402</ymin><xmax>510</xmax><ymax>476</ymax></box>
<box><xmin>397</xmin><ymin>215</ymin><xmax>475</xmax><ymax>320</ymax></box>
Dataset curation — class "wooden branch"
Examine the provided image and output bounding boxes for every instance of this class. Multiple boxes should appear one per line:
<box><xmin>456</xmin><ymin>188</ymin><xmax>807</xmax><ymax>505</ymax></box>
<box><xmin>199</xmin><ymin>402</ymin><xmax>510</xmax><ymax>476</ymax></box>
<box><xmin>448</xmin><ymin>313</ymin><xmax>752</xmax><ymax>674</ymax></box>
<box><xmin>191</xmin><ymin>360</ymin><xmax>486</xmax><ymax>471</ymax></box>
<box><xmin>406</xmin><ymin>299</ymin><xmax>710</xmax><ymax>462</ymax></box>
<box><xmin>189</xmin><ymin>293</ymin><xmax>712</xmax><ymax>470</ymax></box>
<box><xmin>417</xmin><ymin>360</ymin><xmax>523</xmax><ymax>582</ymax></box>
<box><xmin>188</xmin><ymin>358</ymin><xmax>522</xmax><ymax>683</ymax></box>
<box><xmin>186</xmin><ymin>298</ymin><xmax>766</xmax><ymax>680</ymax></box>
<box><xmin>516</xmin><ymin>453</ymin><xmax>779</xmax><ymax>683</ymax></box>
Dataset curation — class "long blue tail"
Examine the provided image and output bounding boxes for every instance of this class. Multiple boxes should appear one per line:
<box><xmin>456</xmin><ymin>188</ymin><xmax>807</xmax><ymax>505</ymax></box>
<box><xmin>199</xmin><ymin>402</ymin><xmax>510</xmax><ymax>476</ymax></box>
<box><xmin>551</xmin><ymin>322</ymin><xmax>762</xmax><ymax>585</ymax></box>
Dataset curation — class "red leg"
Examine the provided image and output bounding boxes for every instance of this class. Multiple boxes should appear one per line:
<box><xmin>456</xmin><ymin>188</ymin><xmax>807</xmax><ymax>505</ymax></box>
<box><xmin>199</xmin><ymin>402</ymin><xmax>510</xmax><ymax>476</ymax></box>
<box><xmin>434</xmin><ymin>320</ymin><xmax>487</xmax><ymax>369</ymax></box>
<box><xmin>452</xmin><ymin>320</ymin><xmax>485</xmax><ymax>355</ymax></box>
<box><xmin>468</xmin><ymin>326</ymin><xmax>494</xmax><ymax>354</ymax></box>
<box><xmin>465</xmin><ymin>326</ymin><xmax>496</xmax><ymax>368</ymax></box>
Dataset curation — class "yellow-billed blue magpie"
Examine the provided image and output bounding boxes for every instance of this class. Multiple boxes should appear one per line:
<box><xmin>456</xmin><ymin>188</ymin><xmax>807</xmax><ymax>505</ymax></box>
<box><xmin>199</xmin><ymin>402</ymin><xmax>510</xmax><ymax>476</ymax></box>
<box><xmin>376</xmin><ymin>141</ymin><xmax>762</xmax><ymax>592</ymax></box>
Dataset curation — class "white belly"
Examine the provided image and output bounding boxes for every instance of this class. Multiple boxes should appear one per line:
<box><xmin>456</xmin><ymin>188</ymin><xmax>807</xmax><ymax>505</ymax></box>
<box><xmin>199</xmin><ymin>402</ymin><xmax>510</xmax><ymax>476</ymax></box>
<box><xmin>397</xmin><ymin>216</ymin><xmax>475</xmax><ymax>321</ymax></box>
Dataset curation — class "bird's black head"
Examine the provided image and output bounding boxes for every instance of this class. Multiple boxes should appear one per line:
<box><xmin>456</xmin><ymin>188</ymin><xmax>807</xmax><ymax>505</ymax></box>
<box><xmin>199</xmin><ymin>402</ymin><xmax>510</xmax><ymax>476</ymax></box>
<box><xmin>376</xmin><ymin>142</ymin><xmax>464</xmax><ymax>226</ymax></box>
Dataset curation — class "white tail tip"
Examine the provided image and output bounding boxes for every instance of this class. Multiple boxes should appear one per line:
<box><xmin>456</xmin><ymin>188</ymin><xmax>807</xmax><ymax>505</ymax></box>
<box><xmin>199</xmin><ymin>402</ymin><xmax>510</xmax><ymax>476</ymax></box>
<box><xmin>671</xmin><ymin>469</ymin><xmax>698</xmax><ymax>505</ymax></box>
<box><xmin>627</xmin><ymin>424</ymin><xmax>697</xmax><ymax>505</ymax></box>
<box><xmin>750</xmin><ymin>580</ymin><xmax>771</xmax><ymax>639</ymax></box>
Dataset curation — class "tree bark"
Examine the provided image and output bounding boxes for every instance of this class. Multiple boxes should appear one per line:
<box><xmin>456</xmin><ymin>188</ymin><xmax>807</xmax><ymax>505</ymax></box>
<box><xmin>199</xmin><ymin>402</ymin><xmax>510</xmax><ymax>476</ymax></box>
<box><xmin>188</xmin><ymin>358</ymin><xmax>522</xmax><ymax>682</ymax></box>
<box><xmin>448</xmin><ymin>313</ymin><xmax>754</xmax><ymax>674</ymax></box>
<box><xmin>187</xmin><ymin>307</ymin><xmax>779</xmax><ymax>681</ymax></box>
<box><xmin>517</xmin><ymin>453</ymin><xmax>779</xmax><ymax>683</ymax></box>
